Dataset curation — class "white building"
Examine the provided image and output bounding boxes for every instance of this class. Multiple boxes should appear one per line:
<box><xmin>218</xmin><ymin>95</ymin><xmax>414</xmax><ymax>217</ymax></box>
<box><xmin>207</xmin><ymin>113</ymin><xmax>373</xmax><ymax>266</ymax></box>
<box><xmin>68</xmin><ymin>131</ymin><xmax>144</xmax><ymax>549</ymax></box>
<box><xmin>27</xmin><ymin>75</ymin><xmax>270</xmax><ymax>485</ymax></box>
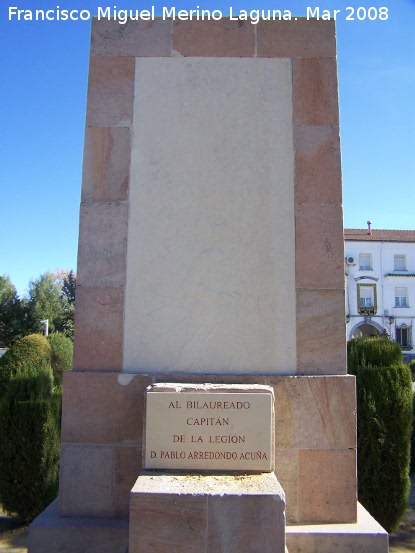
<box><xmin>345</xmin><ymin>227</ymin><xmax>415</xmax><ymax>362</ymax></box>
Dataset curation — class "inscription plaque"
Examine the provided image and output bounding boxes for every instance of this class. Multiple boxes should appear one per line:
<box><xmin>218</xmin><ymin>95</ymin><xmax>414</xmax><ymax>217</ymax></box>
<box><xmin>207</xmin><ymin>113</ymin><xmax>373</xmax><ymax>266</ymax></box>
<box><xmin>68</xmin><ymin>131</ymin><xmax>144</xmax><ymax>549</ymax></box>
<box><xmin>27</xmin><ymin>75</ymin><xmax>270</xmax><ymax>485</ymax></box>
<box><xmin>144</xmin><ymin>384</ymin><xmax>274</xmax><ymax>471</ymax></box>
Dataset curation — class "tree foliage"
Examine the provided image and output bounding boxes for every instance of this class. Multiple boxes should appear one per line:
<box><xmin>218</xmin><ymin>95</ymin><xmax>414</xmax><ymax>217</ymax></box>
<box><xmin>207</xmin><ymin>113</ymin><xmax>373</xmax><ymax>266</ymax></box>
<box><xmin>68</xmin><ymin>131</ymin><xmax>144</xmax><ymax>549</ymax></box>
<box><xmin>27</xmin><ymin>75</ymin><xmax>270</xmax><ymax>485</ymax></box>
<box><xmin>348</xmin><ymin>338</ymin><xmax>412</xmax><ymax>532</ymax></box>
<box><xmin>0</xmin><ymin>271</ymin><xmax>76</xmax><ymax>344</ymax></box>
<box><xmin>0</xmin><ymin>314</ymin><xmax>69</xmax><ymax>523</ymax></box>
<box><xmin>411</xmin><ymin>394</ymin><xmax>415</xmax><ymax>474</ymax></box>
<box><xmin>347</xmin><ymin>336</ymin><xmax>403</xmax><ymax>373</ymax></box>
<box><xmin>0</xmin><ymin>334</ymin><xmax>51</xmax><ymax>397</ymax></box>
<box><xmin>48</xmin><ymin>333</ymin><xmax>73</xmax><ymax>387</ymax></box>
<box><xmin>0</xmin><ymin>275</ymin><xmax>25</xmax><ymax>348</ymax></box>
<box><xmin>55</xmin><ymin>270</ymin><xmax>76</xmax><ymax>339</ymax></box>
<box><xmin>0</xmin><ymin>362</ymin><xmax>61</xmax><ymax>523</ymax></box>
<box><xmin>60</xmin><ymin>270</ymin><xmax>76</xmax><ymax>305</ymax></box>
<box><xmin>0</xmin><ymin>334</ymin><xmax>62</xmax><ymax>522</ymax></box>
<box><xmin>26</xmin><ymin>273</ymin><xmax>64</xmax><ymax>335</ymax></box>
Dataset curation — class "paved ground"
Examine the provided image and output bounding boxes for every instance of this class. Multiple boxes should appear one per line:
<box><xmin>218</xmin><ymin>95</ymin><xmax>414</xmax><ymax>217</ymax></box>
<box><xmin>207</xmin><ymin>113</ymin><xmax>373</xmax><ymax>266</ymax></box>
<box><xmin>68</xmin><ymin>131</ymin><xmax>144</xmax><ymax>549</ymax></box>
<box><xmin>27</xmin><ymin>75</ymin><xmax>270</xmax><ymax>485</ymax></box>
<box><xmin>0</xmin><ymin>527</ymin><xmax>27</xmax><ymax>553</ymax></box>
<box><xmin>1</xmin><ymin>477</ymin><xmax>415</xmax><ymax>552</ymax></box>
<box><xmin>0</xmin><ymin>509</ymin><xmax>27</xmax><ymax>553</ymax></box>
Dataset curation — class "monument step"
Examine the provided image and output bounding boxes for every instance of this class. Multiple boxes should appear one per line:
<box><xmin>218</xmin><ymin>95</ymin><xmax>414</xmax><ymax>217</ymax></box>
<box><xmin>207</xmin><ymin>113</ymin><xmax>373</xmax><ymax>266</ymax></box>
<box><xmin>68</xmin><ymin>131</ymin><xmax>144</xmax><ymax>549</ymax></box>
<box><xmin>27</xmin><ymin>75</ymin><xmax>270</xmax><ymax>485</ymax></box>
<box><xmin>285</xmin><ymin>503</ymin><xmax>388</xmax><ymax>553</ymax></box>
<box><xmin>28</xmin><ymin>500</ymin><xmax>129</xmax><ymax>553</ymax></box>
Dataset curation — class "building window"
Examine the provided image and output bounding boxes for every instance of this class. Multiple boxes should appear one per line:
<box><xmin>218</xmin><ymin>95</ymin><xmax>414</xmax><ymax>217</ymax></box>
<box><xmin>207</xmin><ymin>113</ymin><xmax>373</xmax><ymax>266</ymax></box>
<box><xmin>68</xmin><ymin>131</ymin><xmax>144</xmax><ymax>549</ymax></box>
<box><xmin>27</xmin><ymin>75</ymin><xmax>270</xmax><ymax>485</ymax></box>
<box><xmin>360</xmin><ymin>295</ymin><xmax>373</xmax><ymax>307</ymax></box>
<box><xmin>359</xmin><ymin>254</ymin><xmax>372</xmax><ymax>271</ymax></box>
<box><xmin>396</xmin><ymin>326</ymin><xmax>412</xmax><ymax>349</ymax></box>
<box><xmin>357</xmin><ymin>283</ymin><xmax>377</xmax><ymax>314</ymax></box>
<box><xmin>395</xmin><ymin>287</ymin><xmax>408</xmax><ymax>307</ymax></box>
<box><xmin>394</xmin><ymin>254</ymin><xmax>406</xmax><ymax>271</ymax></box>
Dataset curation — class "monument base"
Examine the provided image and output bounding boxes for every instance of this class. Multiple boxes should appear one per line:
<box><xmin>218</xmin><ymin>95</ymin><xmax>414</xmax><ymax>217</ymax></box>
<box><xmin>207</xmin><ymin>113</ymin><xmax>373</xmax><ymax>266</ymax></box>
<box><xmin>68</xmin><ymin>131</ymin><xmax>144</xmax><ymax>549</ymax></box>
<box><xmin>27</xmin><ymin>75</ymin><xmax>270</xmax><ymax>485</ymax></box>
<box><xmin>28</xmin><ymin>500</ymin><xmax>129</xmax><ymax>553</ymax></box>
<box><xmin>129</xmin><ymin>471</ymin><xmax>286</xmax><ymax>553</ymax></box>
<box><xmin>286</xmin><ymin>503</ymin><xmax>388</xmax><ymax>553</ymax></box>
<box><xmin>28</xmin><ymin>497</ymin><xmax>388</xmax><ymax>553</ymax></box>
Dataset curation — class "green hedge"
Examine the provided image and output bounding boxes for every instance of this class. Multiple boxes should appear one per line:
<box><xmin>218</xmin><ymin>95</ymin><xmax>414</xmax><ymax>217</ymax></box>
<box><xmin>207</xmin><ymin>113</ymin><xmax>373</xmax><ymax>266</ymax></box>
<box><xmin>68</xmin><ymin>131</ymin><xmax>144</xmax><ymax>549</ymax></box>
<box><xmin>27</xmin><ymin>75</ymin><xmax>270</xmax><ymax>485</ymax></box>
<box><xmin>0</xmin><ymin>363</ymin><xmax>61</xmax><ymax>523</ymax></box>
<box><xmin>48</xmin><ymin>333</ymin><xmax>73</xmax><ymax>387</ymax></box>
<box><xmin>0</xmin><ymin>334</ymin><xmax>51</xmax><ymax>396</ymax></box>
<box><xmin>348</xmin><ymin>338</ymin><xmax>412</xmax><ymax>532</ymax></box>
<box><xmin>411</xmin><ymin>395</ymin><xmax>415</xmax><ymax>474</ymax></box>
<box><xmin>348</xmin><ymin>337</ymin><xmax>403</xmax><ymax>373</ymax></box>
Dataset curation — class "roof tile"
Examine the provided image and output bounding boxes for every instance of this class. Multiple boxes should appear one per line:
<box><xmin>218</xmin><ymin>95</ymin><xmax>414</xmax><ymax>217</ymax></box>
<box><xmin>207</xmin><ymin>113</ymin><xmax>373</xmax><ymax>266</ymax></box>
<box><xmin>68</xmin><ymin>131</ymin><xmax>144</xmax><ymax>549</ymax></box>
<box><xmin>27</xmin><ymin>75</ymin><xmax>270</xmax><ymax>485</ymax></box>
<box><xmin>344</xmin><ymin>229</ymin><xmax>415</xmax><ymax>242</ymax></box>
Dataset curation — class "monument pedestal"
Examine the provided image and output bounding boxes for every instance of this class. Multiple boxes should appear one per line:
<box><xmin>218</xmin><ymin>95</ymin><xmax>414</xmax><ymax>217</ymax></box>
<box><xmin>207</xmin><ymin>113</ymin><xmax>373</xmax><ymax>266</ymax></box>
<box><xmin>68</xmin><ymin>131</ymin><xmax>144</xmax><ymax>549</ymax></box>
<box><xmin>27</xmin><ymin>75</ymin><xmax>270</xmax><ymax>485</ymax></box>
<box><xmin>129</xmin><ymin>472</ymin><xmax>286</xmax><ymax>553</ymax></box>
<box><xmin>28</xmin><ymin>18</ymin><xmax>390</xmax><ymax>553</ymax></box>
<box><xmin>28</xmin><ymin>374</ymin><xmax>388</xmax><ymax>552</ymax></box>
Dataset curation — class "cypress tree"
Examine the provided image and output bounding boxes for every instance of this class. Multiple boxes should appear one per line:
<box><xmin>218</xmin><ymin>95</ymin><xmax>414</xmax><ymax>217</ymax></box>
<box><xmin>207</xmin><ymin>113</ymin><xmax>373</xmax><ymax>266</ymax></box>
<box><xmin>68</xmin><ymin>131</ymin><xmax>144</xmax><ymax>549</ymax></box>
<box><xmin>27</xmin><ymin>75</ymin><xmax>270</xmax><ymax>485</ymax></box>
<box><xmin>348</xmin><ymin>338</ymin><xmax>412</xmax><ymax>532</ymax></box>
<box><xmin>0</xmin><ymin>346</ymin><xmax>61</xmax><ymax>522</ymax></box>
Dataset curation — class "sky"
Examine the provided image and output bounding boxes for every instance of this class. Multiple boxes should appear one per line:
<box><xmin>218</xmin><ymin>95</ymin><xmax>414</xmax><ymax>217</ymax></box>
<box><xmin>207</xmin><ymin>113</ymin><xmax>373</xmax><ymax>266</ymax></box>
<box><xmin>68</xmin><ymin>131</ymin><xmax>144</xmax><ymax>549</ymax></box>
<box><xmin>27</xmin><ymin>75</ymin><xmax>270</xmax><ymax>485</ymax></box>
<box><xmin>1</xmin><ymin>0</ymin><xmax>414</xmax><ymax>297</ymax></box>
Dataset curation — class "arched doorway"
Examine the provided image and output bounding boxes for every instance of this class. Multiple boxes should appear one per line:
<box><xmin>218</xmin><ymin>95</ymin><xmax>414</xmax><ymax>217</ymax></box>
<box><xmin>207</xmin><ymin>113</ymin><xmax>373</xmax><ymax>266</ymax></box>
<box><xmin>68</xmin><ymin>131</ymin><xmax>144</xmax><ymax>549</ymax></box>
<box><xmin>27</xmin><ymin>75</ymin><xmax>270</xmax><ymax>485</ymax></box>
<box><xmin>349</xmin><ymin>320</ymin><xmax>386</xmax><ymax>340</ymax></box>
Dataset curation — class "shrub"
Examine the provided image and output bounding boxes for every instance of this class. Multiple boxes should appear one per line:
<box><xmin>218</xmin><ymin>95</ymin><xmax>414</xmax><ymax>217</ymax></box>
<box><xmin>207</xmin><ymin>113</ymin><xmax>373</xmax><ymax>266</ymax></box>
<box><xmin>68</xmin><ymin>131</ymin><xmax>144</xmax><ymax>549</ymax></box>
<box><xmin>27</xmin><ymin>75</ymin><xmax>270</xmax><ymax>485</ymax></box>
<box><xmin>0</xmin><ymin>362</ymin><xmax>61</xmax><ymax>523</ymax></box>
<box><xmin>48</xmin><ymin>333</ymin><xmax>73</xmax><ymax>387</ymax></box>
<box><xmin>347</xmin><ymin>337</ymin><xmax>403</xmax><ymax>374</ymax></box>
<box><xmin>0</xmin><ymin>334</ymin><xmax>51</xmax><ymax>396</ymax></box>
<box><xmin>409</xmin><ymin>360</ymin><xmax>415</xmax><ymax>382</ymax></box>
<box><xmin>348</xmin><ymin>338</ymin><xmax>412</xmax><ymax>532</ymax></box>
<box><xmin>411</xmin><ymin>394</ymin><xmax>415</xmax><ymax>474</ymax></box>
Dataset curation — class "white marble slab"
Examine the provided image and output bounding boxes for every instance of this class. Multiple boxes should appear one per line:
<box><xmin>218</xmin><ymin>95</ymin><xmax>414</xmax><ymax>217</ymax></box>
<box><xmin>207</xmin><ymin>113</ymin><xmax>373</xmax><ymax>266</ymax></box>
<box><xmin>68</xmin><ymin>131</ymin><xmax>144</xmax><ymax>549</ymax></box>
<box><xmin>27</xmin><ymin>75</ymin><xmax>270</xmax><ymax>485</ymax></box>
<box><xmin>123</xmin><ymin>57</ymin><xmax>296</xmax><ymax>374</ymax></box>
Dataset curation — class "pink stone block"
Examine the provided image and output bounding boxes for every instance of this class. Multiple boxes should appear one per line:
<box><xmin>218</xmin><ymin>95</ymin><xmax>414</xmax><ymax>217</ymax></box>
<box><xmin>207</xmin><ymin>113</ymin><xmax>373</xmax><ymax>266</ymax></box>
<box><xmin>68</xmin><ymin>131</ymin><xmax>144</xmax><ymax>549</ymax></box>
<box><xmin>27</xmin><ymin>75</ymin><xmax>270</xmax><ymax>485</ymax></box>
<box><xmin>91</xmin><ymin>18</ymin><xmax>172</xmax><ymax>57</ymax></box>
<box><xmin>77</xmin><ymin>201</ymin><xmax>128</xmax><ymax>287</ymax></box>
<box><xmin>173</xmin><ymin>19</ymin><xmax>255</xmax><ymax>57</ymax></box>
<box><xmin>86</xmin><ymin>56</ymin><xmax>134</xmax><ymax>127</ymax></box>
<box><xmin>115</xmin><ymin>447</ymin><xmax>144</xmax><ymax>517</ymax></box>
<box><xmin>295</xmin><ymin>202</ymin><xmax>345</xmax><ymax>290</ymax></box>
<box><xmin>59</xmin><ymin>444</ymin><xmax>115</xmax><ymax>518</ymax></box>
<box><xmin>257</xmin><ymin>19</ymin><xmax>336</xmax><ymax>58</ymax></box>
<box><xmin>294</xmin><ymin>125</ymin><xmax>342</xmax><ymax>204</ymax></box>
<box><xmin>130</xmin><ymin>491</ymin><xmax>207</xmax><ymax>552</ymax></box>
<box><xmin>275</xmin><ymin>448</ymin><xmax>299</xmax><ymax>523</ymax></box>
<box><xmin>73</xmin><ymin>285</ymin><xmax>124</xmax><ymax>371</ymax></box>
<box><xmin>208</xmin><ymin>494</ymin><xmax>285</xmax><ymax>552</ymax></box>
<box><xmin>298</xmin><ymin>449</ymin><xmax>357</xmax><ymax>523</ymax></box>
<box><xmin>296</xmin><ymin>288</ymin><xmax>347</xmax><ymax>375</ymax></box>
<box><xmin>61</xmin><ymin>372</ymin><xmax>151</xmax><ymax>446</ymax></box>
<box><xmin>59</xmin><ymin>444</ymin><xmax>141</xmax><ymax>518</ymax></box>
<box><xmin>274</xmin><ymin>376</ymin><xmax>356</xmax><ymax>449</ymax></box>
<box><xmin>82</xmin><ymin>127</ymin><xmax>130</xmax><ymax>202</ymax></box>
<box><xmin>130</xmin><ymin>473</ymin><xmax>285</xmax><ymax>553</ymax></box>
<box><xmin>293</xmin><ymin>58</ymin><xmax>339</xmax><ymax>126</ymax></box>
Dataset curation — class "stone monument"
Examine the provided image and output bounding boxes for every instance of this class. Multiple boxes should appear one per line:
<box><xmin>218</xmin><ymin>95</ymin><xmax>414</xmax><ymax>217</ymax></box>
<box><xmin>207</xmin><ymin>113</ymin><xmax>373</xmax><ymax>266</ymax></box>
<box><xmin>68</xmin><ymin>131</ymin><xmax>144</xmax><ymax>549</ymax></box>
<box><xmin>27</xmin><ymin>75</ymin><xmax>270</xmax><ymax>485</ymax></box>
<box><xmin>29</xmin><ymin>17</ymin><xmax>388</xmax><ymax>552</ymax></box>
